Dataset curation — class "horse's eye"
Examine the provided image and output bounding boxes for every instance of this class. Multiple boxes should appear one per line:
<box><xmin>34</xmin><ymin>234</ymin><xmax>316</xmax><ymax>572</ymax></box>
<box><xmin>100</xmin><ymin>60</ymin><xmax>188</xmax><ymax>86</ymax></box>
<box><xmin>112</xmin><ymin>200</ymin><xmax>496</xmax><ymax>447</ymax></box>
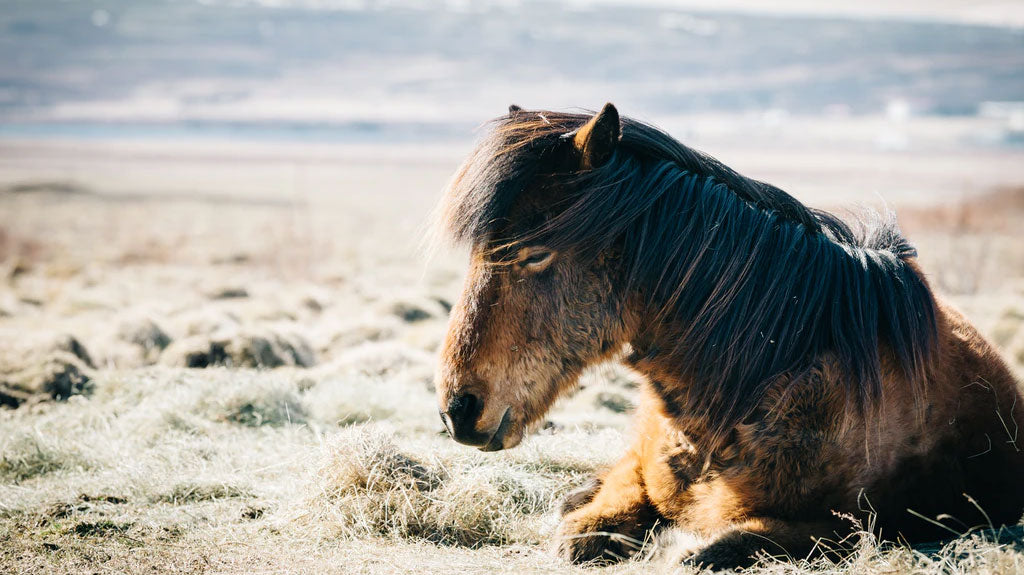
<box><xmin>517</xmin><ymin>247</ymin><xmax>555</xmax><ymax>271</ymax></box>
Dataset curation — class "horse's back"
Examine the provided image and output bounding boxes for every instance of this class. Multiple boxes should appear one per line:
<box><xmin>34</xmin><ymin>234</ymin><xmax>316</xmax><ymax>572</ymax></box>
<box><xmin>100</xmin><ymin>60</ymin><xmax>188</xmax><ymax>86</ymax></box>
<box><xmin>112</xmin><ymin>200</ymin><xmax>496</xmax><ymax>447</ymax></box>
<box><xmin>929</xmin><ymin>301</ymin><xmax>1024</xmax><ymax>523</ymax></box>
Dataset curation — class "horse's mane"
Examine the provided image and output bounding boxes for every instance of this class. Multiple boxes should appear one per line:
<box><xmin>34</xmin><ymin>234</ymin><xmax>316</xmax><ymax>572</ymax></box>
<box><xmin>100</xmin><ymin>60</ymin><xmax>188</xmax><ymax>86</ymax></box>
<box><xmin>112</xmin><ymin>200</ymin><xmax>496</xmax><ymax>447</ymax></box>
<box><xmin>440</xmin><ymin>109</ymin><xmax>938</xmax><ymax>440</ymax></box>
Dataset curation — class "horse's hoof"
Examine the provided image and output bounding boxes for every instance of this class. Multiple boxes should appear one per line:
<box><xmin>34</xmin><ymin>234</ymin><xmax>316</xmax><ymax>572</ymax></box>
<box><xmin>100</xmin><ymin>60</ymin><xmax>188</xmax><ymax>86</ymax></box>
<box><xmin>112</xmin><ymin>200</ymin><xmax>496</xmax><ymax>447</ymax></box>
<box><xmin>679</xmin><ymin>540</ymin><xmax>759</xmax><ymax>572</ymax></box>
<box><xmin>557</xmin><ymin>530</ymin><xmax>623</xmax><ymax>565</ymax></box>
<box><xmin>557</xmin><ymin>513</ymin><xmax>642</xmax><ymax>565</ymax></box>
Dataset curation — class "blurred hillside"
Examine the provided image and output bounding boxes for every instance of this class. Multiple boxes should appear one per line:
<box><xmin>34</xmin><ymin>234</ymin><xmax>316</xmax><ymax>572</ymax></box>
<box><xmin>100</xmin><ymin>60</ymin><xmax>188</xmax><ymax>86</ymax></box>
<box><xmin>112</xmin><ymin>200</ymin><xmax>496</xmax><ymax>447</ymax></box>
<box><xmin>1</xmin><ymin>0</ymin><xmax>1023</xmax><ymax>144</ymax></box>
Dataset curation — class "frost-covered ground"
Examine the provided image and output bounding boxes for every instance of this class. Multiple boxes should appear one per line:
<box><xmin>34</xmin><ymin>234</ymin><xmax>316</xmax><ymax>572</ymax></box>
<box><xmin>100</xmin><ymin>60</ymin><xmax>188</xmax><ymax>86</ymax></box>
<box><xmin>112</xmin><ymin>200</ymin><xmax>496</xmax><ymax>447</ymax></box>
<box><xmin>0</xmin><ymin>134</ymin><xmax>1022</xmax><ymax>573</ymax></box>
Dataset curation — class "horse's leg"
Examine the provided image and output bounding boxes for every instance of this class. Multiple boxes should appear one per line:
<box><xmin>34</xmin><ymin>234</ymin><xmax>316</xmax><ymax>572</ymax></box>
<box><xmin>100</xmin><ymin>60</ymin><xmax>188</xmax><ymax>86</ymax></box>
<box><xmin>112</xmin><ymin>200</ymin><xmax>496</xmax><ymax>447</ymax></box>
<box><xmin>557</xmin><ymin>448</ymin><xmax>662</xmax><ymax>564</ymax></box>
<box><xmin>682</xmin><ymin>516</ymin><xmax>851</xmax><ymax>571</ymax></box>
<box><xmin>559</xmin><ymin>475</ymin><xmax>602</xmax><ymax>516</ymax></box>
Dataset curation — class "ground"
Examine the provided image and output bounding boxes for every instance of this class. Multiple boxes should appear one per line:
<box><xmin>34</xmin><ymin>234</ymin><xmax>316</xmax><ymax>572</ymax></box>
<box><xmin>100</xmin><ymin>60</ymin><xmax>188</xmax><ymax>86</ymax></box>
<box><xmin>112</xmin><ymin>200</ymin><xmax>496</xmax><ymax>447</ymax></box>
<box><xmin>0</xmin><ymin>125</ymin><xmax>1023</xmax><ymax>574</ymax></box>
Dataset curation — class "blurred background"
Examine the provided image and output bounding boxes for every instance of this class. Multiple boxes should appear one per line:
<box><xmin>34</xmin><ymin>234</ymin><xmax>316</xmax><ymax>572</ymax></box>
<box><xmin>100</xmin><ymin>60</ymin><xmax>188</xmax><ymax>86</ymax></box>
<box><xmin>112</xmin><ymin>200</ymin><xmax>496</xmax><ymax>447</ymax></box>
<box><xmin>2</xmin><ymin>0</ymin><xmax>1024</xmax><ymax>145</ymax></box>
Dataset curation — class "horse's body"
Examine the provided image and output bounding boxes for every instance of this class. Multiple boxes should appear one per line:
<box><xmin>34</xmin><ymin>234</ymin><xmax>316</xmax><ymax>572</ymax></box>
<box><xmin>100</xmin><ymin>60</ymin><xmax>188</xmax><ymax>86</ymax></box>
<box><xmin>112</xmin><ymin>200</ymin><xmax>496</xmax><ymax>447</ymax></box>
<box><xmin>561</xmin><ymin>299</ymin><xmax>1023</xmax><ymax>567</ymax></box>
<box><xmin>433</xmin><ymin>104</ymin><xmax>1024</xmax><ymax>569</ymax></box>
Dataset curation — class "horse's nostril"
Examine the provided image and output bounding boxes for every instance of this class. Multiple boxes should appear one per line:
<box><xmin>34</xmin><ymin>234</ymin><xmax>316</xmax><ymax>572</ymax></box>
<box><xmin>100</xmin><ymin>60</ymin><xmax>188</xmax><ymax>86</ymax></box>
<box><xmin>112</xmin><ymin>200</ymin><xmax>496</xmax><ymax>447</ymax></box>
<box><xmin>444</xmin><ymin>392</ymin><xmax>484</xmax><ymax>442</ymax></box>
<box><xmin>449</xmin><ymin>392</ymin><xmax>480</xmax><ymax>424</ymax></box>
<box><xmin>440</xmin><ymin>411</ymin><xmax>455</xmax><ymax>438</ymax></box>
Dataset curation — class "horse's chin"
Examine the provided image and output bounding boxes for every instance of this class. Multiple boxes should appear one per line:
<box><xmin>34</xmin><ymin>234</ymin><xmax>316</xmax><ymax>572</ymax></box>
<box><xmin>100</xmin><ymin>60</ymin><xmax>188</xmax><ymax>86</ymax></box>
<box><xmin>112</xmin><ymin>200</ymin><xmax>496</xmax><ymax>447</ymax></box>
<box><xmin>479</xmin><ymin>378</ymin><xmax>576</xmax><ymax>452</ymax></box>
<box><xmin>479</xmin><ymin>407</ymin><xmax>527</xmax><ymax>452</ymax></box>
<box><xmin>481</xmin><ymin>430</ymin><xmax>524</xmax><ymax>452</ymax></box>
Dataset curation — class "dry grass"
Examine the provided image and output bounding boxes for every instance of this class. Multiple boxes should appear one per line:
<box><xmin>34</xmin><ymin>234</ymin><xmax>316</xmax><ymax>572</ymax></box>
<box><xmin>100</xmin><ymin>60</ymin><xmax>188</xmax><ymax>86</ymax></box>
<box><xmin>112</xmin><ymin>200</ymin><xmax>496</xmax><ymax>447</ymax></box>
<box><xmin>0</xmin><ymin>149</ymin><xmax>1022</xmax><ymax>574</ymax></box>
<box><xmin>898</xmin><ymin>187</ymin><xmax>1024</xmax><ymax>297</ymax></box>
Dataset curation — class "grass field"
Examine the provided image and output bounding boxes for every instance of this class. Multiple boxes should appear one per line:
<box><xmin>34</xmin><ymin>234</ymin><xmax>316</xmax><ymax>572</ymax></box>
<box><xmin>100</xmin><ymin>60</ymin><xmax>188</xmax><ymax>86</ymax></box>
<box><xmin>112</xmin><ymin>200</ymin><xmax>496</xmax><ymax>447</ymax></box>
<box><xmin>1</xmin><ymin>135</ymin><xmax>1022</xmax><ymax>574</ymax></box>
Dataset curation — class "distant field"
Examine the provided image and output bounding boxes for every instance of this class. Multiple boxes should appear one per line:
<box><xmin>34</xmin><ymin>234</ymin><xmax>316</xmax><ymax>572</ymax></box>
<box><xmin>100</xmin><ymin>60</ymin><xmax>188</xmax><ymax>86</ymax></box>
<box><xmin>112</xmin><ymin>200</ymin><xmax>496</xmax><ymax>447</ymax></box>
<box><xmin>0</xmin><ymin>137</ymin><xmax>1022</xmax><ymax>574</ymax></box>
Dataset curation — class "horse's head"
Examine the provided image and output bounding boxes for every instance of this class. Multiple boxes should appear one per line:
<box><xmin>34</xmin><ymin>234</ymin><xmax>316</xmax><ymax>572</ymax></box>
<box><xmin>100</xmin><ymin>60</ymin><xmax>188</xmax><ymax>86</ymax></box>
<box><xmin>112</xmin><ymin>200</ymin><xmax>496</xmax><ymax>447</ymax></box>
<box><xmin>434</xmin><ymin>104</ymin><xmax>638</xmax><ymax>451</ymax></box>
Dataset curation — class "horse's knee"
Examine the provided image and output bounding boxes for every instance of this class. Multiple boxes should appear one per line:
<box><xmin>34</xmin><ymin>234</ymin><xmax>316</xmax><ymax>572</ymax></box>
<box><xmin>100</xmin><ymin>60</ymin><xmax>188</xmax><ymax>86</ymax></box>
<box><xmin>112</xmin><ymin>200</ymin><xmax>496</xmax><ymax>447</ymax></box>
<box><xmin>560</xmin><ymin>476</ymin><xmax>602</xmax><ymax>516</ymax></box>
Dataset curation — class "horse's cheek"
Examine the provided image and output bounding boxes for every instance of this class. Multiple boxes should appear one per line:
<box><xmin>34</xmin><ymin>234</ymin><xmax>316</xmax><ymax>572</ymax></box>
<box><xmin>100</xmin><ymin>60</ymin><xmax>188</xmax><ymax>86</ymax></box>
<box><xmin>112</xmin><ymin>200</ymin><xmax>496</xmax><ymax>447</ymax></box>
<box><xmin>562</xmin><ymin>274</ymin><xmax>602</xmax><ymax>346</ymax></box>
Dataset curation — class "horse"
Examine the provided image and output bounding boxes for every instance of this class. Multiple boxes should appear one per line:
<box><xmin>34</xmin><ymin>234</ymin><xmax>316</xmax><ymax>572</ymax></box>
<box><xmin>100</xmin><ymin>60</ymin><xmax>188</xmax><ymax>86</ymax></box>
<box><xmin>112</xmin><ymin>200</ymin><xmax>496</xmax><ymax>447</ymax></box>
<box><xmin>432</xmin><ymin>103</ymin><xmax>1024</xmax><ymax>570</ymax></box>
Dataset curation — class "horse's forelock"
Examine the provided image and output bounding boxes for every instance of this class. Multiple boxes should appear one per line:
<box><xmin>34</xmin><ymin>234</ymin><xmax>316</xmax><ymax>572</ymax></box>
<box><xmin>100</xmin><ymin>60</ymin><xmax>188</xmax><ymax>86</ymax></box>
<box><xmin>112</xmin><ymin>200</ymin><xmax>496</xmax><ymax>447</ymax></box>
<box><xmin>435</xmin><ymin>111</ymin><xmax>588</xmax><ymax>249</ymax></box>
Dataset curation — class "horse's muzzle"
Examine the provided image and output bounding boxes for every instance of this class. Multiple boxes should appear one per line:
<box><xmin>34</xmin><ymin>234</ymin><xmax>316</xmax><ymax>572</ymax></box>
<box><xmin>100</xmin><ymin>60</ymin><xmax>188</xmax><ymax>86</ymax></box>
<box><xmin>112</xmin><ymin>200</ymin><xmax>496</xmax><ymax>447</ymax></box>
<box><xmin>440</xmin><ymin>393</ymin><xmax>511</xmax><ymax>451</ymax></box>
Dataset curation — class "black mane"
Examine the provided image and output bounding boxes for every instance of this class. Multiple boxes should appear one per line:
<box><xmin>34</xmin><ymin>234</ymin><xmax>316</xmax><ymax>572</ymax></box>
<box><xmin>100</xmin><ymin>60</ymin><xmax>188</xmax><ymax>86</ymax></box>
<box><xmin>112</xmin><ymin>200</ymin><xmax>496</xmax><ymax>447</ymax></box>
<box><xmin>441</xmin><ymin>109</ymin><xmax>938</xmax><ymax>439</ymax></box>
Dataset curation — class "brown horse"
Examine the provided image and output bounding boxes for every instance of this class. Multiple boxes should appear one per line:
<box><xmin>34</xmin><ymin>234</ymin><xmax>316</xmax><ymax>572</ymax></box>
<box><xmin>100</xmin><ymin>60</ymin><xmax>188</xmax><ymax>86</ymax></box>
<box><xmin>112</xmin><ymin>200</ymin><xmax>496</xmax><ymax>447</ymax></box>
<box><xmin>433</xmin><ymin>103</ymin><xmax>1024</xmax><ymax>570</ymax></box>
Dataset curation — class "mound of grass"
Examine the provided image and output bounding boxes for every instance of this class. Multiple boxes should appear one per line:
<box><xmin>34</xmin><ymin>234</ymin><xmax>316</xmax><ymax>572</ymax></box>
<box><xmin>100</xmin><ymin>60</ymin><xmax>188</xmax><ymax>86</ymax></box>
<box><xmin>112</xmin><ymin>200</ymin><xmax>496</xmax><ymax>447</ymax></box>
<box><xmin>0</xmin><ymin>432</ymin><xmax>92</xmax><ymax>483</ymax></box>
<box><xmin>0</xmin><ymin>347</ymin><xmax>94</xmax><ymax>408</ymax></box>
<box><xmin>160</xmin><ymin>329</ymin><xmax>315</xmax><ymax>369</ymax></box>
<box><xmin>71</xmin><ymin>520</ymin><xmax>133</xmax><ymax>537</ymax></box>
<box><xmin>303</xmin><ymin>378</ymin><xmax>395</xmax><ymax>427</ymax></box>
<box><xmin>305</xmin><ymin>426</ymin><xmax>563</xmax><ymax>547</ymax></box>
<box><xmin>302</xmin><ymin>369</ymin><xmax>437</xmax><ymax>431</ymax></box>
<box><xmin>3</xmin><ymin>180</ymin><xmax>91</xmax><ymax>196</ymax></box>
<box><xmin>210</xmin><ymin>377</ymin><xmax>308</xmax><ymax>427</ymax></box>
<box><xmin>227</xmin><ymin>331</ymin><xmax>314</xmax><ymax>368</ymax></box>
<box><xmin>383</xmin><ymin>295</ymin><xmax>449</xmax><ymax>324</ymax></box>
<box><xmin>117</xmin><ymin>316</ymin><xmax>172</xmax><ymax>359</ymax></box>
<box><xmin>330</xmin><ymin>341</ymin><xmax>434</xmax><ymax>380</ymax></box>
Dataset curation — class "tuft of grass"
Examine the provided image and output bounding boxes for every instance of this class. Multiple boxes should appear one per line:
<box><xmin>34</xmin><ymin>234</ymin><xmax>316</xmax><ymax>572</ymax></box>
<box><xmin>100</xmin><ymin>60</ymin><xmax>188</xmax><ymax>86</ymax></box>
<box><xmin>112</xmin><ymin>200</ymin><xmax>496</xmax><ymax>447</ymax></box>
<box><xmin>203</xmin><ymin>376</ymin><xmax>308</xmax><ymax>427</ymax></box>
<box><xmin>159</xmin><ymin>482</ymin><xmax>254</xmax><ymax>504</ymax></box>
<box><xmin>0</xmin><ymin>431</ymin><xmax>93</xmax><ymax>483</ymax></box>
<box><xmin>383</xmin><ymin>294</ymin><xmax>448</xmax><ymax>324</ymax></box>
<box><xmin>302</xmin><ymin>426</ymin><xmax>564</xmax><ymax>547</ymax></box>
<box><xmin>302</xmin><ymin>371</ymin><xmax>436</xmax><ymax>431</ymax></box>
<box><xmin>71</xmin><ymin>520</ymin><xmax>133</xmax><ymax>537</ymax></box>
<box><xmin>329</xmin><ymin>340</ymin><xmax>435</xmax><ymax>380</ymax></box>
<box><xmin>303</xmin><ymin>374</ymin><xmax>397</xmax><ymax>427</ymax></box>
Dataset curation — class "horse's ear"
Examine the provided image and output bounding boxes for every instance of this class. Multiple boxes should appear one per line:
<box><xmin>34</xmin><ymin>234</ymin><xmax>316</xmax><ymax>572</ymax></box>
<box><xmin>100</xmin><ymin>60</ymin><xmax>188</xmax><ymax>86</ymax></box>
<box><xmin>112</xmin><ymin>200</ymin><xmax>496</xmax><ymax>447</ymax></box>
<box><xmin>572</xmin><ymin>103</ymin><xmax>620</xmax><ymax>169</ymax></box>
<box><xmin>508</xmin><ymin>104</ymin><xmax>523</xmax><ymax>114</ymax></box>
